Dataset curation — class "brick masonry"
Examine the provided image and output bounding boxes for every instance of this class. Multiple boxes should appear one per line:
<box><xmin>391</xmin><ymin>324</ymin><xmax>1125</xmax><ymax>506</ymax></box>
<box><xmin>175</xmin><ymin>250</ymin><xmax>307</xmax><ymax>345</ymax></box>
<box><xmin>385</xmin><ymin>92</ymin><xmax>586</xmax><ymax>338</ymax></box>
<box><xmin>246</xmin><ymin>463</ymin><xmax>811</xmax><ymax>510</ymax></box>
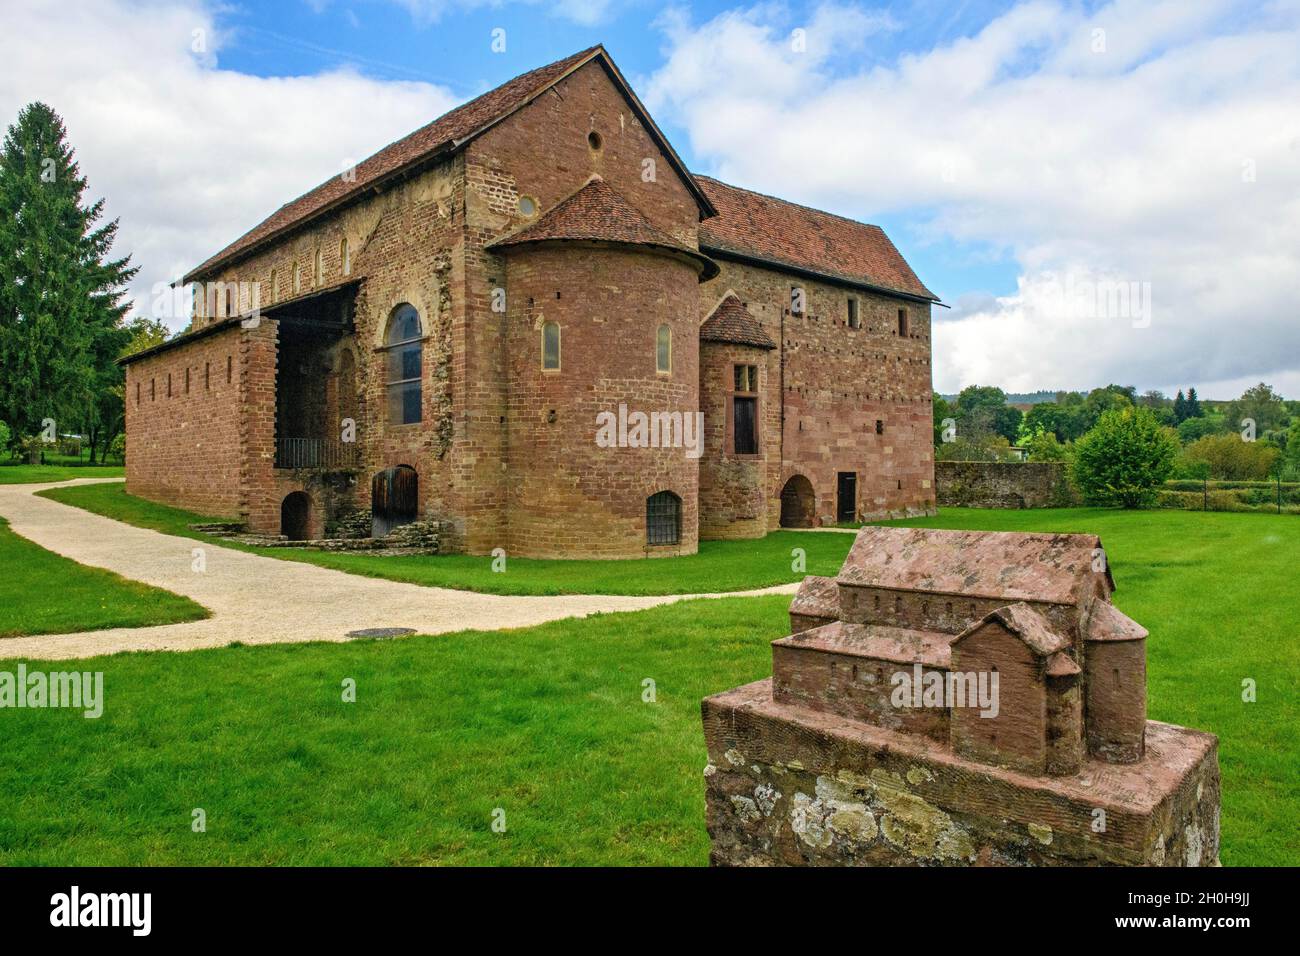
<box><xmin>124</xmin><ymin>51</ymin><xmax>937</xmax><ymax>557</ymax></box>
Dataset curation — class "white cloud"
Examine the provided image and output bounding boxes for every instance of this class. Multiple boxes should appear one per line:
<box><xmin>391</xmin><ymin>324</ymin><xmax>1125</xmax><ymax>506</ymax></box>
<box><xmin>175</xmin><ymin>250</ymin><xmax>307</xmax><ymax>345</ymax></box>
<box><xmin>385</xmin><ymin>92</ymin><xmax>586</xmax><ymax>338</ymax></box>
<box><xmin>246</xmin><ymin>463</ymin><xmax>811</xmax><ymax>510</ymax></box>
<box><xmin>0</xmin><ymin>0</ymin><xmax>460</xmax><ymax>332</ymax></box>
<box><xmin>391</xmin><ymin>0</ymin><xmax>618</xmax><ymax>27</ymax></box>
<box><xmin>647</xmin><ymin>0</ymin><xmax>1300</xmax><ymax>399</ymax></box>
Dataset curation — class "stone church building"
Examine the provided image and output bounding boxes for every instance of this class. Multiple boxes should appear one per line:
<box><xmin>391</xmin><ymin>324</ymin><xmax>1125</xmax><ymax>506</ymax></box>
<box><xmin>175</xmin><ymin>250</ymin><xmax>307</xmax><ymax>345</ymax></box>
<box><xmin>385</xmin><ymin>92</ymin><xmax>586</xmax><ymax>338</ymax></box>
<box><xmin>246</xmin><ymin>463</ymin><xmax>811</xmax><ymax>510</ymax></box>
<box><xmin>122</xmin><ymin>45</ymin><xmax>938</xmax><ymax>558</ymax></box>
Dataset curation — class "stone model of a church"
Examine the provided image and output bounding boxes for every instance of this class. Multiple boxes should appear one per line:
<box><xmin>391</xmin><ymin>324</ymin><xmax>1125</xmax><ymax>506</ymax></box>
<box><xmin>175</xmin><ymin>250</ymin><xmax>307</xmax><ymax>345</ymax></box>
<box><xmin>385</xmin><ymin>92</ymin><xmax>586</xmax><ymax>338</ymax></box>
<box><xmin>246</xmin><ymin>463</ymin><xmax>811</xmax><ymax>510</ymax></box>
<box><xmin>702</xmin><ymin>526</ymin><xmax>1221</xmax><ymax>866</ymax></box>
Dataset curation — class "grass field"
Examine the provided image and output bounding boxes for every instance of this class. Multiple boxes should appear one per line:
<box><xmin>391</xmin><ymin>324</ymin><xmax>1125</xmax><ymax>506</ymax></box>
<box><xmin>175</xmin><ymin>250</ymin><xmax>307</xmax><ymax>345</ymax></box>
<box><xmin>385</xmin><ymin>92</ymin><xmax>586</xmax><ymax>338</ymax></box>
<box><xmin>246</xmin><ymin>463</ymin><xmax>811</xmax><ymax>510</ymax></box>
<box><xmin>0</xmin><ymin>463</ymin><xmax>124</xmax><ymax>484</ymax></box>
<box><xmin>3</xmin><ymin>501</ymin><xmax>1294</xmax><ymax>865</ymax></box>
<box><xmin>39</xmin><ymin>482</ymin><xmax>854</xmax><ymax>595</ymax></box>
<box><xmin>0</xmin><ymin>517</ymin><xmax>206</xmax><ymax>638</ymax></box>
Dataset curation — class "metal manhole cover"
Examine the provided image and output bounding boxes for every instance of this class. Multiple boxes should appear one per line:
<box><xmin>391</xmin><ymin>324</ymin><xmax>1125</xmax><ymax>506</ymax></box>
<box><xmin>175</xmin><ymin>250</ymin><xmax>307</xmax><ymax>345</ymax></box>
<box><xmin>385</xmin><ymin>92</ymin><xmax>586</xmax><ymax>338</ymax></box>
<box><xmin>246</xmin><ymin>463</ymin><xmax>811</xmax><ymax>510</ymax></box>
<box><xmin>346</xmin><ymin>627</ymin><xmax>417</xmax><ymax>639</ymax></box>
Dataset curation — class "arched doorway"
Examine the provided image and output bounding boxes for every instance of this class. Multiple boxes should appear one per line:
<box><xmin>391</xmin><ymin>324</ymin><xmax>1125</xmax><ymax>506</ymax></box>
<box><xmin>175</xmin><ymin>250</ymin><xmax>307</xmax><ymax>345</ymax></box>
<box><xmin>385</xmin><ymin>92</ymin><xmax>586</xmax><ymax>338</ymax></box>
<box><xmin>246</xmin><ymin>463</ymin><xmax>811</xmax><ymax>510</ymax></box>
<box><xmin>779</xmin><ymin>475</ymin><xmax>816</xmax><ymax>528</ymax></box>
<box><xmin>371</xmin><ymin>465</ymin><xmax>418</xmax><ymax>537</ymax></box>
<box><xmin>280</xmin><ymin>491</ymin><xmax>312</xmax><ymax>541</ymax></box>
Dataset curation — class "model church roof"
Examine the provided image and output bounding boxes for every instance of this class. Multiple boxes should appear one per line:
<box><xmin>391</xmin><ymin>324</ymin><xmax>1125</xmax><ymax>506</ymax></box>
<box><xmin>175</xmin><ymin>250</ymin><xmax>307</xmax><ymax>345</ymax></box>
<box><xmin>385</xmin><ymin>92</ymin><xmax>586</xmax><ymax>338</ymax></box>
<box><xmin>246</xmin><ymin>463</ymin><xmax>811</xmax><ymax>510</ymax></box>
<box><xmin>836</xmin><ymin>527</ymin><xmax>1115</xmax><ymax>606</ymax></box>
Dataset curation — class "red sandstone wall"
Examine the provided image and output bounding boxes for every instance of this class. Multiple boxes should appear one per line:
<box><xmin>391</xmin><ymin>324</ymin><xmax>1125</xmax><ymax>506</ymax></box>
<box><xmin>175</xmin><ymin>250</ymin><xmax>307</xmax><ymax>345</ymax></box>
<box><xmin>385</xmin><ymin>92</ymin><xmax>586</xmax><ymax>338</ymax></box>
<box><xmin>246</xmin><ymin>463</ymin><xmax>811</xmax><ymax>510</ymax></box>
<box><xmin>700</xmin><ymin>260</ymin><xmax>935</xmax><ymax>527</ymax></box>
<box><xmin>501</xmin><ymin>244</ymin><xmax>701</xmax><ymax>558</ymax></box>
<box><xmin>124</xmin><ymin>325</ymin><xmax>244</xmax><ymax>518</ymax></box>
<box><xmin>458</xmin><ymin>58</ymin><xmax>704</xmax><ymax>554</ymax></box>
<box><xmin>698</xmin><ymin>340</ymin><xmax>774</xmax><ymax>539</ymax></box>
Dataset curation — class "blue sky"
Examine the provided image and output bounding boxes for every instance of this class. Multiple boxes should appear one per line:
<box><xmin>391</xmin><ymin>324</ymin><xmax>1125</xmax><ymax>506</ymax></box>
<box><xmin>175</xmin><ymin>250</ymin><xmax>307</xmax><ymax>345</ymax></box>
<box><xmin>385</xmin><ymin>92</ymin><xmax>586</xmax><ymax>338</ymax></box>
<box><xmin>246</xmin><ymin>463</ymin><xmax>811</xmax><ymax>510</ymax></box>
<box><xmin>215</xmin><ymin>1</ymin><xmax>1030</xmax><ymax>301</ymax></box>
<box><xmin>3</xmin><ymin>0</ymin><xmax>1297</xmax><ymax>397</ymax></box>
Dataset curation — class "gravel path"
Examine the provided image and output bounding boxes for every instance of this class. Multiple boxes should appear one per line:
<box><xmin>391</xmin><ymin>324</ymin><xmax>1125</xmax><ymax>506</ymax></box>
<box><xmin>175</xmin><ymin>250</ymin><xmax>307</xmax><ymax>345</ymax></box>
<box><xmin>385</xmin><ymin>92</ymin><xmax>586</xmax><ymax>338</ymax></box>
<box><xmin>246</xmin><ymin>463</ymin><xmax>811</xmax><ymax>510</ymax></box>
<box><xmin>0</xmin><ymin>478</ymin><xmax>796</xmax><ymax>660</ymax></box>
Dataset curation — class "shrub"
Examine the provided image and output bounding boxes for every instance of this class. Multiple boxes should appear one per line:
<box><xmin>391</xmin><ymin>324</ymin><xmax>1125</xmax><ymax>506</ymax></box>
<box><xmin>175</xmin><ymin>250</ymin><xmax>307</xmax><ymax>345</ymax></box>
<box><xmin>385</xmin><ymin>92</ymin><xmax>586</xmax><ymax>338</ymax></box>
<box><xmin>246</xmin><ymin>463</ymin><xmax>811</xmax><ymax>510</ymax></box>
<box><xmin>1024</xmin><ymin>430</ymin><xmax>1069</xmax><ymax>462</ymax></box>
<box><xmin>108</xmin><ymin>432</ymin><xmax>126</xmax><ymax>464</ymax></box>
<box><xmin>1180</xmin><ymin>433</ymin><xmax>1281</xmax><ymax>480</ymax></box>
<box><xmin>1071</xmin><ymin>407</ymin><xmax>1179</xmax><ymax>508</ymax></box>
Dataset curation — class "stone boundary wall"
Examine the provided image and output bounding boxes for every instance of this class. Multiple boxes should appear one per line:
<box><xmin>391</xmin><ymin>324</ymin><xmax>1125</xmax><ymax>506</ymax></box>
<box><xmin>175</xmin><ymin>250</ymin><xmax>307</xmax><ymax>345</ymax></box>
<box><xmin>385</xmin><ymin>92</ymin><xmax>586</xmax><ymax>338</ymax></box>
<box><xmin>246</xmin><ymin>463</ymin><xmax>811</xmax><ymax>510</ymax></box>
<box><xmin>934</xmin><ymin>461</ymin><xmax>1074</xmax><ymax>509</ymax></box>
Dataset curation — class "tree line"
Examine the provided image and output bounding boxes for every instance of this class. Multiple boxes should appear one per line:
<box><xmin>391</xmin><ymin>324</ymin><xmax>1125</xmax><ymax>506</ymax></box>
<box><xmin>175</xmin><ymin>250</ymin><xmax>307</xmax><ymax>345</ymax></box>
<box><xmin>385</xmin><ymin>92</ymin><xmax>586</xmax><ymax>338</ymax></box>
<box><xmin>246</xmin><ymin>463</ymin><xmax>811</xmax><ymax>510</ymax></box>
<box><xmin>934</xmin><ymin>382</ymin><xmax>1300</xmax><ymax>507</ymax></box>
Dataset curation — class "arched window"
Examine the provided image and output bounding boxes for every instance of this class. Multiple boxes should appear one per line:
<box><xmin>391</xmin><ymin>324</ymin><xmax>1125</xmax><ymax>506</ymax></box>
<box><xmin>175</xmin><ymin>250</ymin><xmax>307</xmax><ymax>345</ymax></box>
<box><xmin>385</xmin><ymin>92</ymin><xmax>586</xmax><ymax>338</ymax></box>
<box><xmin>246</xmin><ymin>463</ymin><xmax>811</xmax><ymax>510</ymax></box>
<box><xmin>340</xmin><ymin>237</ymin><xmax>350</xmax><ymax>276</ymax></box>
<box><xmin>646</xmin><ymin>491</ymin><xmax>682</xmax><ymax>546</ymax></box>
<box><xmin>293</xmin><ymin>262</ymin><xmax>301</xmax><ymax>294</ymax></box>
<box><xmin>384</xmin><ymin>303</ymin><xmax>422</xmax><ymax>424</ymax></box>
<box><xmin>269</xmin><ymin>269</ymin><xmax>278</xmax><ymax>304</ymax></box>
<box><xmin>314</xmin><ymin>248</ymin><xmax>323</xmax><ymax>287</ymax></box>
<box><xmin>656</xmin><ymin>324</ymin><xmax>672</xmax><ymax>373</ymax></box>
<box><xmin>541</xmin><ymin>321</ymin><xmax>561</xmax><ymax>370</ymax></box>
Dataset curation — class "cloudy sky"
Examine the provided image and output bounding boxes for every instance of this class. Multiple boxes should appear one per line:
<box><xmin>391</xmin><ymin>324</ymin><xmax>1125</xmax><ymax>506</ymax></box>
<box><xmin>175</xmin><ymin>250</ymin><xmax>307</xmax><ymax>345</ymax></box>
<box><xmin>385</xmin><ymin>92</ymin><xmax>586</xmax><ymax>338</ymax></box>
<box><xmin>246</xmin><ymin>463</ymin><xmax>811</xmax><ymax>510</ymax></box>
<box><xmin>3</xmin><ymin>0</ymin><xmax>1297</xmax><ymax>398</ymax></box>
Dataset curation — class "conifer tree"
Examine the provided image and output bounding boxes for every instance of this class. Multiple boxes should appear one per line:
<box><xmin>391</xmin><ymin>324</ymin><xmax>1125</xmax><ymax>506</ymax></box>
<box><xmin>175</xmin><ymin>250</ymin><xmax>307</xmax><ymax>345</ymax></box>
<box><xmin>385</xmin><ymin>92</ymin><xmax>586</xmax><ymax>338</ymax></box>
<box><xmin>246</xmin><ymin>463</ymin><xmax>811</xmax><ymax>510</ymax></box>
<box><xmin>0</xmin><ymin>102</ymin><xmax>135</xmax><ymax>454</ymax></box>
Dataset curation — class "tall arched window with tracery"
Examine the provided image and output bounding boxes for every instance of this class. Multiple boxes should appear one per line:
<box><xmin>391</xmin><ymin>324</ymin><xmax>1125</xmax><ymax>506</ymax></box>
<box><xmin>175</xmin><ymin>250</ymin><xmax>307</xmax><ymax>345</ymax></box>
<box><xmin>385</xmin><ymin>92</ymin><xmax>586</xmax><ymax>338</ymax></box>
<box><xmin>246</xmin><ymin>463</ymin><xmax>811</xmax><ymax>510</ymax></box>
<box><xmin>385</xmin><ymin>303</ymin><xmax>422</xmax><ymax>424</ymax></box>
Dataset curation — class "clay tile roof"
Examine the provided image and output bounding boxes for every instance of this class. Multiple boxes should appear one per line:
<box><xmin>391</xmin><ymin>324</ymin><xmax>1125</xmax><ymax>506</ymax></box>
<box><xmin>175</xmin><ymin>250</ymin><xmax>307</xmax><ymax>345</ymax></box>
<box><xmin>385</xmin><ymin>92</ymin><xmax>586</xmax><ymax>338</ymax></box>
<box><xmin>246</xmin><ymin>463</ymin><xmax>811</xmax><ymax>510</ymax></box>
<box><xmin>789</xmin><ymin>574</ymin><xmax>839</xmax><ymax>620</ymax></box>
<box><xmin>836</xmin><ymin>527</ymin><xmax>1115</xmax><ymax>606</ymax></box>
<box><xmin>487</xmin><ymin>176</ymin><xmax>719</xmax><ymax>279</ymax></box>
<box><xmin>1087</xmin><ymin>600</ymin><xmax>1149</xmax><ymax>643</ymax></box>
<box><xmin>186</xmin><ymin>47</ymin><xmax>604</xmax><ymax>281</ymax></box>
<box><xmin>700</xmin><ymin>292</ymin><xmax>776</xmax><ymax>350</ymax></box>
<box><xmin>954</xmin><ymin>602</ymin><xmax>1071</xmax><ymax>657</ymax></box>
<box><xmin>694</xmin><ymin>175</ymin><xmax>938</xmax><ymax>302</ymax></box>
<box><xmin>185</xmin><ymin>46</ymin><xmax>714</xmax><ymax>282</ymax></box>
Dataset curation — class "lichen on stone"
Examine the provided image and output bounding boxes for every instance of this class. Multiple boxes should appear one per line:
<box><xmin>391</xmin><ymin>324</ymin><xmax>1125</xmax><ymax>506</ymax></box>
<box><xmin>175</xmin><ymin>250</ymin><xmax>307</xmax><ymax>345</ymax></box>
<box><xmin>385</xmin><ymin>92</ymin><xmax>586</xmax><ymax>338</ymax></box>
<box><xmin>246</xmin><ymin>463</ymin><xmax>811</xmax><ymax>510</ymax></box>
<box><xmin>731</xmin><ymin>795</ymin><xmax>761</xmax><ymax>823</ymax></box>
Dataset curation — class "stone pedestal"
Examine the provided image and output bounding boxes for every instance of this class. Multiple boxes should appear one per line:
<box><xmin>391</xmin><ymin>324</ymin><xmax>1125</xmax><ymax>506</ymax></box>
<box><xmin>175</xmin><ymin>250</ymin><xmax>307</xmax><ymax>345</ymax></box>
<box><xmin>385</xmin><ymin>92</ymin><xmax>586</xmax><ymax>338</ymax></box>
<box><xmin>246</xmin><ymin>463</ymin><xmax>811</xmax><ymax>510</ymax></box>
<box><xmin>703</xmin><ymin>679</ymin><xmax>1220</xmax><ymax>867</ymax></box>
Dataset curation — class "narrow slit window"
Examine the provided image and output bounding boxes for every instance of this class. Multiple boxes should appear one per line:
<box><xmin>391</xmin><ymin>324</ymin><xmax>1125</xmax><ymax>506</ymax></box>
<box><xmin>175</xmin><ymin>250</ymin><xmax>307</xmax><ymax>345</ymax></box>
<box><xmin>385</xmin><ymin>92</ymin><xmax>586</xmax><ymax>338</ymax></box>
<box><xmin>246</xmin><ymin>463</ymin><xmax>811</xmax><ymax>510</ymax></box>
<box><xmin>542</xmin><ymin>321</ymin><xmax>561</xmax><ymax>370</ymax></box>
<box><xmin>847</xmin><ymin>297</ymin><xmax>860</xmax><ymax>329</ymax></box>
<box><xmin>340</xmin><ymin>238</ymin><xmax>350</xmax><ymax>276</ymax></box>
<box><xmin>897</xmin><ymin>308</ymin><xmax>908</xmax><ymax>337</ymax></box>
<box><xmin>656</xmin><ymin>324</ymin><xmax>672</xmax><ymax>373</ymax></box>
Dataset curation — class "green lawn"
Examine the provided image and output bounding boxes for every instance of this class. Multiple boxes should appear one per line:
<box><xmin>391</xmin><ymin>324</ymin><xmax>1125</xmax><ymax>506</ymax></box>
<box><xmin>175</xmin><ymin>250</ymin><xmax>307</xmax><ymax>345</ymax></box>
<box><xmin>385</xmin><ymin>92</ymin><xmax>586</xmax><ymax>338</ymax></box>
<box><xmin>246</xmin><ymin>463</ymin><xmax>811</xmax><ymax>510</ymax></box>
<box><xmin>38</xmin><ymin>482</ymin><xmax>854</xmax><ymax>595</ymax></box>
<box><xmin>0</xmin><ymin>596</ymin><xmax>789</xmax><ymax>865</ymax></box>
<box><xmin>0</xmin><ymin>517</ymin><xmax>207</xmax><ymax>638</ymax></box>
<box><xmin>2</xmin><ymin>502</ymin><xmax>1294</xmax><ymax>865</ymax></box>
<box><xmin>0</xmin><ymin>463</ymin><xmax>124</xmax><ymax>483</ymax></box>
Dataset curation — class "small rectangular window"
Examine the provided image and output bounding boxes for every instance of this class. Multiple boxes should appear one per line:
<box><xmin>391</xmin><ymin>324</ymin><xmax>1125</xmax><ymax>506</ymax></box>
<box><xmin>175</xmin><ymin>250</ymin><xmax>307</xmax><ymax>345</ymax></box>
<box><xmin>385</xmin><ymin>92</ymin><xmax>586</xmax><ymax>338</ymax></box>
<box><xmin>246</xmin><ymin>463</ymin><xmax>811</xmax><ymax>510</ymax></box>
<box><xmin>875</xmin><ymin>419</ymin><xmax>884</xmax><ymax>435</ymax></box>
<box><xmin>847</xmin><ymin>298</ymin><xmax>860</xmax><ymax>329</ymax></box>
<box><xmin>733</xmin><ymin>364</ymin><xmax>759</xmax><ymax>455</ymax></box>
<box><xmin>733</xmin><ymin>364</ymin><xmax>757</xmax><ymax>393</ymax></box>
<box><xmin>898</xmin><ymin>308</ymin><xmax>908</xmax><ymax>337</ymax></box>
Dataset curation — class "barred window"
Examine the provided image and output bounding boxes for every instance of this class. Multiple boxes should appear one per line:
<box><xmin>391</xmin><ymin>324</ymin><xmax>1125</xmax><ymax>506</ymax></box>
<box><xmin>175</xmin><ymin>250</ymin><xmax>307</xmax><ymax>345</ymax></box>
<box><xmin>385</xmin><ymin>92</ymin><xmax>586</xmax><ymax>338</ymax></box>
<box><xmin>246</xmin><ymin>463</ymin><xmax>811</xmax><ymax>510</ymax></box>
<box><xmin>646</xmin><ymin>491</ymin><xmax>681</xmax><ymax>546</ymax></box>
<box><xmin>385</xmin><ymin>303</ymin><xmax>422</xmax><ymax>424</ymax></box>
